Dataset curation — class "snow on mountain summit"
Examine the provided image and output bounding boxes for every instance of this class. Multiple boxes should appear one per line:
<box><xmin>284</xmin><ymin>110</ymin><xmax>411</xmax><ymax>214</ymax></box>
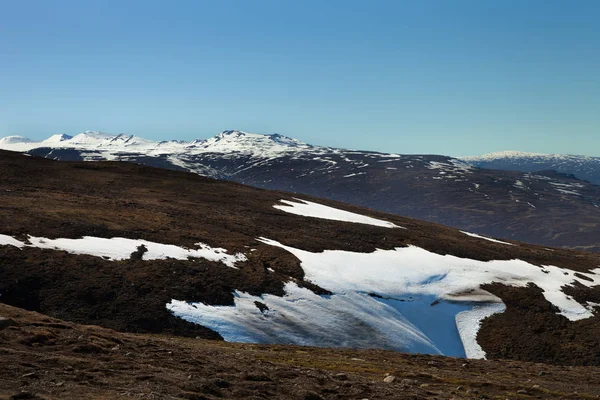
<box><xmin>0</xmin><ymin>135</ymin><xmax>33</xmax><ymax>143</ymax></box>
<box><xmin>461</xmin><ymin>150</ymin><xmax>551</xmax><ymax>161</ymax></box>
<box><xmin>0</xmin><ymin>136</ymin><xmax>35</xmax><ymax>151</ymax></box>
<box><xmin>69</xmin><ymin>131</ymin><xmax>114</xmax><ymax>145</ymax></box>
<box><xmin>0</xmin><ymin>129</ymin><xmax>323</xmax><ymax>158</ymax></box>
<box><xmin>187</xmin><ymin>130</ymin><xmax>320</xmax><ymax>158</ymax></box>
<box><xmin>42</xmin><ymin>134</ymin><xmax>73</xmax><ymax>144</ymax></box>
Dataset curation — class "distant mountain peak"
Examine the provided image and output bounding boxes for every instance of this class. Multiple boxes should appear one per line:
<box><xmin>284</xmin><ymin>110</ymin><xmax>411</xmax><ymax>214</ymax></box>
<box><xmin>0</xmin><ymin>129</ymin><xmax>327</xmax><ymax>160</ymax></box>
<box><xmin>461</xmin><ymin>150</ymin><xmax>600</xmax><ymax>185</ymax></box>
<box><xmin>463</xmin><ymin>150</ymin><xmax>599</xmax><ymax>161</ymax></box>
<box><xmin>43</xmin><ymin>134</ymin><xmax>73</xmax><ymax>143</ymax></box>
<box><xmin>462</xmin><ymin>151</ymin><xmax>550</xmax><ymax>160</ymax></box>
<box><xmin>0</xmin><ymin>135</ymin><xmax>33</xmax><ymax>144</ymax></box>
<box><xmin>220</xmin><ymin>129</ymin><xmax>247</xmax><ymax>136</ymax></box>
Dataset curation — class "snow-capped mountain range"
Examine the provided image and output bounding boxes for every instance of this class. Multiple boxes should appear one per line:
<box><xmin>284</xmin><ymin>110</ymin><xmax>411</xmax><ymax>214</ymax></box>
<box><xmin>462</xmin><ymin>151</ymin><xmax>600</xmax><ymax>185</ymax></box>
<box><xmin>2</xmin><ymin>130</ymin><xmax>600</xmax><ymax>251</ymax></box>
<box><xmin>0</xmin><ymin>130</ymin><xmax>328</xmax><ymax>159</ymax></box>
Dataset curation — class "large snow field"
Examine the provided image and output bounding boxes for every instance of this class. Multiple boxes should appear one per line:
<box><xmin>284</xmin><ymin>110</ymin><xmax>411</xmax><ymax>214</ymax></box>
<box><xmin>3</xmin><ymin>219</ymin><xmax>600</xmax><ymax>359</ymax></box>
<box><xmin>169</xmin><ymin>237</ymin><xmax>600</xmax><ymax>359</ymax></box>
<box><xmin>168</xmin><ymin>283</ymin><xmax>440</xmax><ymax>354</ymax></box>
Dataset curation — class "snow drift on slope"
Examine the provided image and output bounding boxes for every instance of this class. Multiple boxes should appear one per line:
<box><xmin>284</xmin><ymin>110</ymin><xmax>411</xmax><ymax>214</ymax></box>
<box><xmin>274</xmin><ymin>198</ymin><xmax>403</xmax><ymax>229</ymax></box>
<box><xmin>0</xmin><ymin>234</ymin><xmax>246</xmax><ymax>268</ymax></box>
<box><xmin>168</xmin><ymin>237</ymin><xmax>600</xmax><ymax>359</ymax></box>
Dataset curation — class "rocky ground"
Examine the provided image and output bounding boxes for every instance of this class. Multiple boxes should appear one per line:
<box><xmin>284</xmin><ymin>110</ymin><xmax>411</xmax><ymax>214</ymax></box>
<box><xmin>2</xmin><ymin>303</ymin><xmax>600</xmax><ymax>400</ymax></box>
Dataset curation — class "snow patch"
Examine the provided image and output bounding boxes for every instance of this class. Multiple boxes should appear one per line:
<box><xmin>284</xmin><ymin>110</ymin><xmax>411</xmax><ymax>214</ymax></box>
<box><xmin>461</xmin><ymin>231</ymin><xmax>516</xmax><ymax>246</ymax></box>
<box><xmin>168</xmin><ymin>283</ymin><xmax>440</xmax><ymax>354</ymax></box>
<box><xmin>0</xmin><ymin>234</ymin><xmax>246</xmax><ymax>268</ymax></box>
<box><xmin>455</xmin><ymin>303</ymin><xmax>506</xmax><ymax>359</ymax></box>
<box><xmin>273</xmin><ymin>199</ymin><xmax>403</xmax><ymax>229</ymax></box>
<box><xmin>0</xmin><ymin>234</ymin><xmax>26</xmax><ymax>248</ymax></box>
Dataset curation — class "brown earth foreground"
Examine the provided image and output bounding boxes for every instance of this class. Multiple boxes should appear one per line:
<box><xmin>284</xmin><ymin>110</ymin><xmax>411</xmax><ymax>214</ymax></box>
<box><xmin>2</xmin><ymin>303</ymin><xmax>600</xmax><ymax>400</ymax></box>
<box><xmin>3</xmin><ymin>150</ymin><xmax>600</xmax><ymax>366</ymax></box>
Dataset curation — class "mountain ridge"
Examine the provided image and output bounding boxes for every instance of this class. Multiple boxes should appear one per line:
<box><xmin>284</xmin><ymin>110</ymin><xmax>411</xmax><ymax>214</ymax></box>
<box><xmin>1</xmin><ymin>130</ymin><xmax>599</xmax><ymax>252</ymax></box>
<box><xmin>461</xmin><ymin>150</ymin><xmax>600</xmax><ymax>185</ymax></box>
<box><xmin>0</xmin><ymin>129</ymin><xmax>331</xmax><ymax>156</ymax></box>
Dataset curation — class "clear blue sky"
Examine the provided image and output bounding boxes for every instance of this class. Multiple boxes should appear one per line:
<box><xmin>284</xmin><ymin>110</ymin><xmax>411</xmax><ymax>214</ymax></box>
<box><xmin>1</xmin><ymin>0</ymin><xmax>598</xmax><ymax>156</ymax></box>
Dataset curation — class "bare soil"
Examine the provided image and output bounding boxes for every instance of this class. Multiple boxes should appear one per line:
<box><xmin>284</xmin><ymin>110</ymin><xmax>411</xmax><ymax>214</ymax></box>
<box><xmin>2</xmin><ymin>303</ymin><xmax>600</xmax><ymax>400</ymax></box>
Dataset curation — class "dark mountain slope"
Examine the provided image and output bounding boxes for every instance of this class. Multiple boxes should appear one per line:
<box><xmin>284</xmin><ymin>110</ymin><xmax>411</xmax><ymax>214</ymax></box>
<box><xmin>2</xmin><ymin>150</ymin><xmax>600</xmax><ymax>365</ymax></box>
<box><xmin>462</xmin><ymin>151</ymin><xmax>600</xmax><ymax>185</ymax></box>
<box><xmin>5</xmin><ymin>130</ymin><xmax>599</xmax><ymax>252</ymax></box>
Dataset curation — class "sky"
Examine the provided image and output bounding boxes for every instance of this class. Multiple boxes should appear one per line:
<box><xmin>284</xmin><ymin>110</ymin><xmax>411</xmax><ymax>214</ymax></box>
<box><xmin>0</xmin><ymin>0</ymin><xmax>599</xmax><ymax>156</ymax></box>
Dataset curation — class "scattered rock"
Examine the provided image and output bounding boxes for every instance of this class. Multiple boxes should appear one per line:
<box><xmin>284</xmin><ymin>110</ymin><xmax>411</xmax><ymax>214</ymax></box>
<box><xmin>383</xmin><ymin>375</ymin><xmax>396</xmax><ymax>383</ymax></box>
<box><xmin>334</xmin><ymin>373</ymin><xmax>348</xmax><ymax>381</ymax></box>
<box><xmin>517</xmin><ymin>389</ymin><xmax>529</xmax><ymax>395</ymax></box>
<box><xmin>212</xmin><ymin>378</ymin><xmax>231</xmax><ymax>388</ymax></box>
<box><xmin>130</xmin><ymin>244</ymin><xmax>148</xmax><ymax>260</ymax></box>
<box><xmin>179</xmin><ymin>391</ymin><xmax>210</xmax><ymax>400</ymax></box>
<box><xmin>10</xmin><ymin>392</ymin><xmax>48</xmax><ymax>400</ymax></box>
<box><xmin>244</xmin><ymin>373</ymin><xmax>273</xmax><ymax>382</ymax></box>
<box><xmin>0</xmin><ymin>317</ymin><xmax>17</xmax><ymax>330</ymax></box>
<box><xmin>299</xmin><ymin>391</ymin><xmax>324</xmax><ymax>400</ymax></box>
<box><xmin>72</xmin><ymin>343</ymin><xmax>107</xmax><ymax>354</ymax></box>
<box><xmin>254</xmin><ymin>301</ymin><xmax>269</xmax><ymax>313</ymax></box>
<box><xmin>400</xmin><ymin>378</ymin><xmax>418</xmax><ymax>385</ymax></box>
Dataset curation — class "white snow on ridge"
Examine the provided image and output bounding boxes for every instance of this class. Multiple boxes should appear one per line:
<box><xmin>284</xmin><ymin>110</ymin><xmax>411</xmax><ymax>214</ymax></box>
<box><xmin>461</xmin><ymin>150</ymin><xmax>551</xmax><ymax>161</ymax></box>
<box><xmin>460</xmin><ymin>231</ymin><xmax>516</xmax><ymax>246</ymax></box>
<box><xmin>0</xmin><ymin>234</ymin><xmax>246</xmax><ymax>268</ymax></box>
<box><xmin>273</xmin><ymin>199</ymin><xmax>403</xmax><ymax>229</ymax></box>
<box><xmin>462</xmin><ymin>150</ymin><xmax>599</xmax><ymax>162</ymax></box>
<box><xmin>169</xmin><ymin>237</ymin><xmax>600</xmax><ymax>359</ymax></box>
<box><xmin>42</xmin><ymin>134</ymin><xmax>72</xmax><ymax>144</ymax></box>
<box><xmin>0</xmin><ymin>135</ymin><xmax>33</xmax><ymax>144</ymax></box>
<box><xmin>187</xmin><ymin>131</ymin><xmax>323</xmax><ymax>158</ymax></box>
<box><xmin>0</xmin><ymin>136</ymin><xmax>36</xmax><ymax>151</ymax></box>
<box><xmin>0</xmin><ymin>130</ymin><xmax>337</xmax><ymax>160</ymax></box>
<box><xmin>255</xmin><ymin>238</ymin><xmax>598</xmax><ymax>321</ymax></box>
